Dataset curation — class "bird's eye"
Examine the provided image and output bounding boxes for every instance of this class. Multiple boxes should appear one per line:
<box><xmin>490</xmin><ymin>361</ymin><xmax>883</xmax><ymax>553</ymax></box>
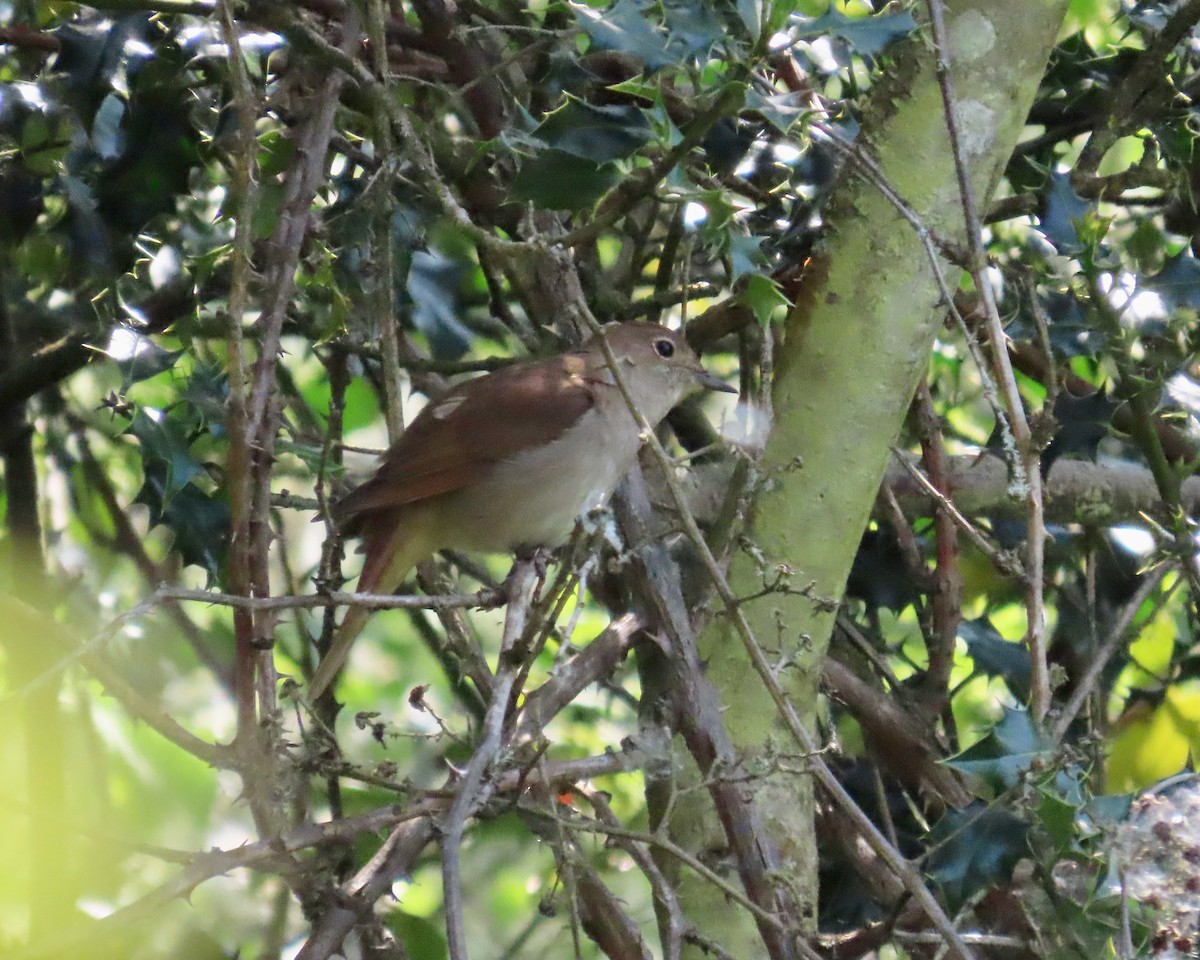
<box><xmin>653</xmin><ymin>338</ymin><xmax>675</xmax><ymax>359</ymax></box>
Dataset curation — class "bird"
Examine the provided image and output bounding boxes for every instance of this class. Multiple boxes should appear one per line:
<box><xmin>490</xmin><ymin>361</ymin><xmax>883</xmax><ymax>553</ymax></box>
<box><xmin>308</xmin><ymin>322</ymin><xmax>736</xmax><ymax>699</ymax></box>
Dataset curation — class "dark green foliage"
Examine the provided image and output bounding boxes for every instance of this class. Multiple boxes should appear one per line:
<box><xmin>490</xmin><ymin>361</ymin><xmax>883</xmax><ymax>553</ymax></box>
<box><xmin>959</xmin><ymin>617</ymin><xmax>1032</xmax><ymax>701</ymax></box>
<box><xmin>793</xmin><ymin>7</ymin><xmax>919</xmax><ymax>57</ymax></box>
<box><xmin>1042</xmin><ymin>389</ymin><xmax>1119</xmax><ymax>468</ymax></box>
<box><xmin>927</xmin><ymin>802</ymin><xmax>1031</xmax><ymax>913</ymax></box>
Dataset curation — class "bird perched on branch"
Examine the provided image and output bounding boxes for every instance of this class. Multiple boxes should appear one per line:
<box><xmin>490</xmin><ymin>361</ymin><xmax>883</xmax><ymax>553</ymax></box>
<box><xmin>308</xmin><ymin>322</ymin><xmax>735</xmax><ymax>699</ymax></box>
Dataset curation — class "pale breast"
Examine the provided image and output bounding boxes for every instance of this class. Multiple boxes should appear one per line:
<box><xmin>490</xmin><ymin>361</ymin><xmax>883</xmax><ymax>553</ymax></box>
<box><xmin>436</xmin><ymin>406</ymin><xmax>643</xmax><ymax>553</ymax></box>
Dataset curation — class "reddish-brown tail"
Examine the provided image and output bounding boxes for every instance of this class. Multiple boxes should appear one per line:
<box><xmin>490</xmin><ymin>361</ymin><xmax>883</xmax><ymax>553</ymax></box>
<box><xmin>308</xmin><ymin>509</ymin><xmax>430</xmax><ymax>700</ymax></box>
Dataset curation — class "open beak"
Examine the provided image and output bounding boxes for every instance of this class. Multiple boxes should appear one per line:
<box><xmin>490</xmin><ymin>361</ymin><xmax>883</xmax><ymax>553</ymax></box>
<box><xmin>694</xmin><ymin>368</ymin><xmax>738</xmax><ymax>394</ymax></box>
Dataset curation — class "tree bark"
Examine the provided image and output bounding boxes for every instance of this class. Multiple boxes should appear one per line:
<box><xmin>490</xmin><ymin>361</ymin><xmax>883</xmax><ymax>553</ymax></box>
<box><xmin>676</xmin><ymin>2</ymin><xmax>1073</xmax><ymax>954</ymax></box>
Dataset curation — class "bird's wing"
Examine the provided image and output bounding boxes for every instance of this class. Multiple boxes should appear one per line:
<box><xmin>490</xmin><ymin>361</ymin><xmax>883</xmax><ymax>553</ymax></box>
<box><xmin>334</xmin><ymin>353</ymin><xmax>601</xmax><ymax>523</ymax></box>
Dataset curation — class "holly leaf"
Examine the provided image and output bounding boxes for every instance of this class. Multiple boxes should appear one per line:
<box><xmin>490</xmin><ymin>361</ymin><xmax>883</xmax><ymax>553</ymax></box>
<box><xmin>512</xmin><ymin>149</ymin><xmax>621</xmax><ymax>211</ymax></box>
<box><xmin>532</xmin><ymin>99</ymin><xmax>652</xmax><ymax>164</ymax></box>
<box><xmin>947</xmin><ymin>708</ymin><xmax>1050</xmax><ymax>795</ymax></box>
<box><xmin>1009</xmin><ymin>290</ymin><xmax>1107</xmax><ymax>359</ymax></box>
<box><xmin>407</xmin><ymin>250</ymin><xmax>472</xmax><ymax>359</ymax></box>
<box><xmin>744</xmin><ymin>88</ymin><xmax>807</xmax><ymax>134</ymax></box>
<box><xmin>793</xmin><ymin>8</ymin><xmax>917</xmax><ymax>57</ymax></box>
<box><xmin>182</xmin><ymin>362</ymin><xmax>231</xmax><ymax>435</ymax></box>
<box><xmin>927</xmin><ymin>801</ymin><xmax>1030</xmax><ymax>912</ymax></box>
<box><xmin>136</xmin><ymin>463</ymin><xmax>230</xmax><ymax>578</ymax></box>
<box><xmin>726</xmin><ymin>230</ymin><xmax>767</xmax><ymax>280</ymax></box>
<box><xmin>959</xmin><ymin>617</ymin><xmax>1031</xmax><ymax>701</ymax></box>
<box><xmin>662</xmin><ymin>1</ymin><xmax>728</xmax><ymax>57</ymax></box>
<box><xmin>741</xmin><ymin>273</ymin><xmax>788</xmax><ymax>326</ymax></box>
<box><xmin>1146</xmin><ymin>254</ymin><xmax>1200</xmax><ymax>312</ymax></box>
<box><xmin>572</xmin><ymin>0</ymin><xmax>682</xmax><ymax>71</ymax></box>
<box><xmin>125</xmin><ymin>409</ymin><xmax>202</xmax><ymax>502</ymax></box>
<box><xmin>1042</xmin><ymin>389</ymin><xmax>1117</xmax><ymax>470</ymax></box>
<box><xmin>1039</xmin><ymin>171</ymin><xmax>1091</xmax><ymax>255</ymax></box>
<box><xmin>847</xmin><ymin>525</ymin><xmax>920</xmax><ymax>612</ymax></box>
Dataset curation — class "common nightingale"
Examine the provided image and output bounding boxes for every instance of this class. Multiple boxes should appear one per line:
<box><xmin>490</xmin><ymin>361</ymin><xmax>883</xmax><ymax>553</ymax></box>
<box><xmin>308</xmin><ymin>322</ymin><xmax>735</xmax><ymax>698</ymax></box>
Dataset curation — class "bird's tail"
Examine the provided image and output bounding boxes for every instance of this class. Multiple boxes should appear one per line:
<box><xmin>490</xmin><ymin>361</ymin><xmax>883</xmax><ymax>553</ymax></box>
<box><xmin>307</xmin><ymin>508</ymin><xmax>430</xmax><ymax>700</ymax></box>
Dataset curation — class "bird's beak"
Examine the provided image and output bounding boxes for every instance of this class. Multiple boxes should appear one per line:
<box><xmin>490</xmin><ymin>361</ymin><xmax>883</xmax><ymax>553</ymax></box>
<box><xmin>693</xmin><ymin>368</ymin><xmax>738</xmax><ymax>394</ymax></box>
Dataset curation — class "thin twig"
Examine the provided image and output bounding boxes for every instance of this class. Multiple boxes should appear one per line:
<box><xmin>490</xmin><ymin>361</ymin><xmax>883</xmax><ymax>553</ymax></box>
<box><xmin>442</xmin><ymin>561</ymin><xmax>538</xmax><ymax>960</ymax></box>
<box><xmin>158</xmin><ymin>583</ymin><xmax>505</xmax><ymax>613</ymax></box>
<box><xmin>1051</xmin><ymin>564</ymin><xmax>1172</xmax><ymax>742</ymax></box>
<box><xmin>925</xmin><ymin>0</ymin><xmax>1049</xmax><ymax>722</ymax></box>
<box><xmin>891</xmin><ymin>450</ymin><xmax>1023</xmax><ymax>578</ymax></box>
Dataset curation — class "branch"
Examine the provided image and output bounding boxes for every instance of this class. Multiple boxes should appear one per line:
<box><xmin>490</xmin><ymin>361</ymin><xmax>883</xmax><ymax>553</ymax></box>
<box><xmin>926</xmin><ymin>0</ymin><xmax>1049</xmax><ymax>723</ymax></box>
<box><xmin>157</xmin><ymin>583</ymin><xmax>505</xmax><ymax>613</ymax></box>
<box><xmin>883</xmin><ymin>452</ymin><xmax>1200</xmax><ymax>524</ymax></box>
<box><xmin>0</xmin><ymin>25</ymin><xmax>60</xmax><ymax>51</ymax></box>
<box><xmin>0</xmin><ymin>334</ymin><xmax>93</xmax><ymax>409</ymax></box>
<box><xmin>515</xmin><ymin>613</ymin><xmax>640</xmax><ymax>741</ymax></box>
<box><xmin>1073</xmin><ymin>0</ymin><xmax>1200</xmax><ymax>177</ymax></box>
<box><xmin>296</xmin><ymin>818</ymin><xmax>438</xmax><ymax>960</ymax></box>
<box><xmin>442</xmin><ymin>561</ymin><xmax>539</xmax><ymax>960</ymax></box>
<box><xmin>822</xmin><ymin>657</ymin><xmax>970</xmax><ymax>809</ymax></box>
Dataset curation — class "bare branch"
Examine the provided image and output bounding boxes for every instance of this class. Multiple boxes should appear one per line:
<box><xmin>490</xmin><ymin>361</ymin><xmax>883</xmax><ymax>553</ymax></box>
<box><xmin>443</xmin><ymin>561</ymin><xmax>539</xmax><ymax>960</ymax></box>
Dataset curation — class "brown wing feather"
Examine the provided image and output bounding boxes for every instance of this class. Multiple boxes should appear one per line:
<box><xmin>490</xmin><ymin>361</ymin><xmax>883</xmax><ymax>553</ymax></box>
<box><xmin>334</xmin><ymin>352</ymin><xmax>599</xmax><ymax>530</ymax></box>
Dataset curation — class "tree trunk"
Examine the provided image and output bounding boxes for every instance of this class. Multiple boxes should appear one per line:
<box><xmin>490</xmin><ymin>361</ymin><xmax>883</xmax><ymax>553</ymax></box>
<box><xmin>677</xmin><ymin>2</ymin><xmax>1072</xmax><ymax>954</ymax></box>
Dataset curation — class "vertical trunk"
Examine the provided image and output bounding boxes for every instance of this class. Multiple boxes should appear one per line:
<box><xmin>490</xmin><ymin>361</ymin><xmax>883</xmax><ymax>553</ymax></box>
<box><xmin>677</xmin><ymin>3</ymin><xmax>1071</xmax><ymax>954</ymax></box>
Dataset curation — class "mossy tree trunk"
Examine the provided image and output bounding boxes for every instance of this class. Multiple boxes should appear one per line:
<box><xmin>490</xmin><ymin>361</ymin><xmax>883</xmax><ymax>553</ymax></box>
<box><xmin>675</xmin><ymin>3</ymin><xmax>1072</xmax><ymax>955</ymax></box>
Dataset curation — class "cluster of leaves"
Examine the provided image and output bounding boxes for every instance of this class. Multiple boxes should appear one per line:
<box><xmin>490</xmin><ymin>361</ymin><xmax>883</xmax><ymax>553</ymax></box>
<box><xmin>829</xmin><ymin>1</ymin><xmax>1200</xmax><ymax>950</ymax></box>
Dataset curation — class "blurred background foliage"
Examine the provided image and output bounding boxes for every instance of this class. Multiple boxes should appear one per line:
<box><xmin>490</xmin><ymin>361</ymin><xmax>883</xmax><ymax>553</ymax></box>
<box><xmin>4</xmin><ymin>0</ymin><xmax>1200</xmax><ymax>956</ymax></box>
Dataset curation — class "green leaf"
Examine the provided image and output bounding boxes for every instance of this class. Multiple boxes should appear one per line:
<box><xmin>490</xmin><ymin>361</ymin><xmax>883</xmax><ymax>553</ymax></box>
<box><xmin>959</xmin><ymin>617</ymin><xmax>1031</xmax><ymax>701</ymax></box>
<box><xmin>532</xmin><ymin>98</ymin><xmax>653</xmax><ymax>164</ymax></box>
<box><xmin>181</xmin><ymin>362</ymin><xmax>231</xmax><ymax>436</ymax></box>
<box><xmin>511</xmin><ymin>149</ymin><xmax>621</xmax><ymax>211</ymax></box>
<box><xmin>744</xmin><ymin>88</ymin><xmax>808</xmax><ymax>134</ymax></box>
<box><xmin>1042</xmin><ymin>389</ymin><xmax>1118</xmax><ymax>469</ymax></box>
<box><xmin>927</xmin><ymin>802</ymin><xmax>1030</xmax><ymax>912</ymax></box>
<box><xmin>408</xmin><ymin>250</ymin><xmax>472</xmax><ymax>358</ymax></box>
<box><xmin>947</xmin><ymin>708</ymin><xmax>1051</xmax><ymax>795</ymax></box>
<box><xmin>662</xmin><ymin>1</ymin><xmax>728</xmax><ymax>56</ymax></box>
<box><xmin>737</xmin><ymin>0</ymin><xmax>762</xmax><ymax>36</ymax></box>
<box><xmin>1039</xmin><ymin>171</ymin><xmax>1091</xmax><ymax>254</ymax></box>
<box><xmin>726</xmin><ymin>231</ymin><xmax>767</xmax><ymax>280</ymax></box>
<box><xmin>1148</xmin><ymin>254</ymin><xmax>1200</xmax><ymax>312</ymax></box>
<box><xmin>135</xmin><ymin>464</ymin><xmax>231</xmax><ymax>578</ymax></box>
<box><xmin>742</xmin><ymin>273</ymin><xmax>787</xmax><ymax>326</ymax></box>
<box><xmin>794</xmin><ymin>8</ymin><xmax>918</xmax><ymax>56</ymax></box>
<box><xmin>126</xmin><ymin>409</ymin><xmax>203</xmax><ymax>502</ymax></box>
<box><xmin>1036</xmin><ymin>790</ymin><xmax>1079</xmax><ymax>852</ymax></box>
<box><xmin>572</xmin><ymin>0</ymin><xmax>681</xmax><ymax>71</ymax></box>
